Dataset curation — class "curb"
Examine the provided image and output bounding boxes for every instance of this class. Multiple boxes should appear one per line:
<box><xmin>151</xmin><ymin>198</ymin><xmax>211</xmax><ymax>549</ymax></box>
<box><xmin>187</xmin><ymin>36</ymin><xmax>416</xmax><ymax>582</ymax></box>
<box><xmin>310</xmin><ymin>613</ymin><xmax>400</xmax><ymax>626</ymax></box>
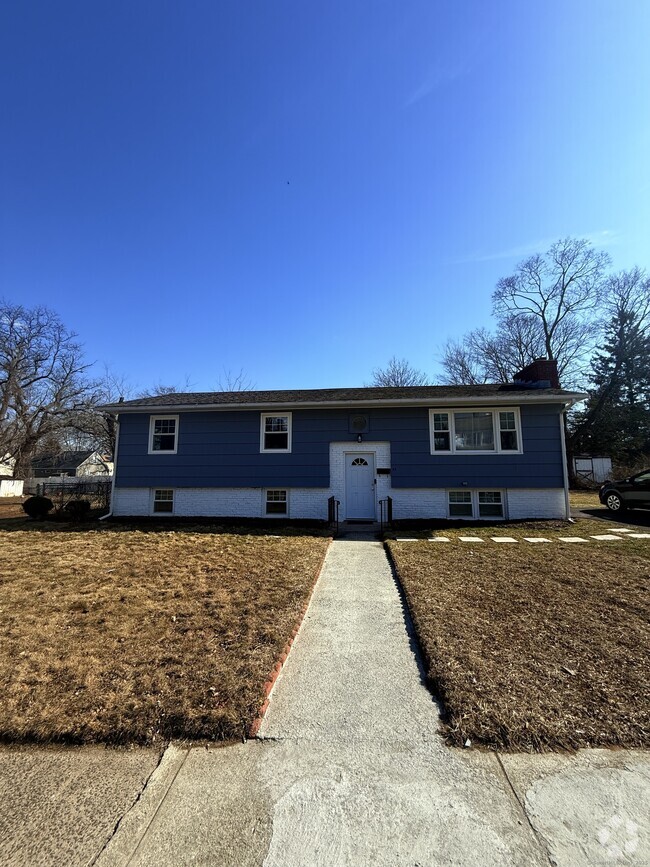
<box><xmin>247</xmin><ymin>537</ymin><xmax>332</xmax><ymax>738</ymax></box>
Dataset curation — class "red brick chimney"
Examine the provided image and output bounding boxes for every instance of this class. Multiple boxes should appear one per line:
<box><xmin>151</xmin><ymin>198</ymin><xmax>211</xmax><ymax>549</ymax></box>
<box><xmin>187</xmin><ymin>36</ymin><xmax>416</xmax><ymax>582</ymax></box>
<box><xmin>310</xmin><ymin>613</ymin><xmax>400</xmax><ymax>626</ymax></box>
<box><xmin>513</xmin><ymin>358</ymin><xmax>560</xmax><ymax>388</ymax></box>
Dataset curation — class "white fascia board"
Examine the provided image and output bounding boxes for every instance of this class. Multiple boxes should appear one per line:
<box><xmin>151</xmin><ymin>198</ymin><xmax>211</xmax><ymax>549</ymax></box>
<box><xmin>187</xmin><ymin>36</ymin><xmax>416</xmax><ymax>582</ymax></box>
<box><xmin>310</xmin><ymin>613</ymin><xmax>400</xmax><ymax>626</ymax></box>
<box><xmin>104</xmin><ymin>392</ymin><xmax>587</xmax><ymax>414</ymax></box>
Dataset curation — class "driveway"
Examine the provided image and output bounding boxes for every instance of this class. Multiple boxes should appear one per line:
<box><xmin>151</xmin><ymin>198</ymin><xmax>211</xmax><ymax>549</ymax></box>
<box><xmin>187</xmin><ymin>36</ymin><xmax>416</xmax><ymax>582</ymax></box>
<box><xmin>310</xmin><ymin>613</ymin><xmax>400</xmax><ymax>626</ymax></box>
<box><xmin>572</xmin><ymin>505</ymin><xmax>650</xmax><ymax>527</ymax></box>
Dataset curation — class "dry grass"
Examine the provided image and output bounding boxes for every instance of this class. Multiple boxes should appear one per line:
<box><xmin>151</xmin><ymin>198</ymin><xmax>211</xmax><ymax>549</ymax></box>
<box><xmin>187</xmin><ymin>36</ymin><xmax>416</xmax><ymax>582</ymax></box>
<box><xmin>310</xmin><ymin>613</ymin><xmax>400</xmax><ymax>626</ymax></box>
<box><xmin>388</xmin><ymin>536</ymin><xmax>650</xmax><ymax>752</ymax></box>
<box><xmin>0</xmin><ymin>500</ymin><xmax>28</xmax><ymax>522</ymax></box>
<box><xmin>0</xmin><ymin>524</ymin><xmax>329</xmax><ymax>745</ymax></box>
<box><xmin>569</xmin><ymin>489</ymin><xmax>602</xmax><ymax>511</ymax></box>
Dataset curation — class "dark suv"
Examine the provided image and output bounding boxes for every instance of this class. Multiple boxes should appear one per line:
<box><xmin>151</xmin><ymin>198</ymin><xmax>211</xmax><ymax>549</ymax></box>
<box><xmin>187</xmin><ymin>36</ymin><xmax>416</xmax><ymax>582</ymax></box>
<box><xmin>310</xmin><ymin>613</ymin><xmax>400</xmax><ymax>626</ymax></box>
<box><xmin>599</xmin><ymin>469</ymin><xmax>650</xmax><ymax>512</ymax></box>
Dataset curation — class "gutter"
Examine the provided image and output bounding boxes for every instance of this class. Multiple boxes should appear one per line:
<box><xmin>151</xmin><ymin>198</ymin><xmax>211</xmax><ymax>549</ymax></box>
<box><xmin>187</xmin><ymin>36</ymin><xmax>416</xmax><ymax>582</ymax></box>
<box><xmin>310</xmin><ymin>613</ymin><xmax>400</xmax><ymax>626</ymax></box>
<box><xmin>559</xmin><ymin>409</ymin><xmax>571</xmax><ymax>520</ymax></box>
<box><xmin>99</xmin><ymin>416</ymin><xmax>120</xmax><ymax>521</ymax></box>
<box><xmin>101</xmin><ymin>393</ymin><xmax>588</xmax><ymax>414</ymax></box>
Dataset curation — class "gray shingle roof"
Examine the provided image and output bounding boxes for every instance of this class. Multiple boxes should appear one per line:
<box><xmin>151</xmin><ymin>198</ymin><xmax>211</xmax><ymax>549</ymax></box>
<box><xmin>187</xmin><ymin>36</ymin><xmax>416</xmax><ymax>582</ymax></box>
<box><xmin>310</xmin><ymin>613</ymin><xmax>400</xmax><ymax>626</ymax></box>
<box><xmin>30</xmin><ymin>450</ymin><xmax>96</xmax><ymax>476</ymax></box>
<box><xmin>103</xmin><ymin>384</ymin><xmax>583</xmax><ymax>411</ymax></box>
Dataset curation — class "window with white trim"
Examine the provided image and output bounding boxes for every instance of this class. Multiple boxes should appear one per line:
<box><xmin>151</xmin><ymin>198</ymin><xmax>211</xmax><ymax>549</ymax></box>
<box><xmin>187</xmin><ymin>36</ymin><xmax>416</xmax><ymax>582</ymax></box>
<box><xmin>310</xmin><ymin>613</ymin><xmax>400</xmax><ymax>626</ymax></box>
<box><xmin>429</xmin><ymin>408</ymin><xmax>522</xmax><ymax>454</ymax></box>
<box><xmin>153</xmin><ymin>489</ymin><xmax>174</xmax><ymax>513</ymax></box>
<box><xmin>478</xmin><ymin>491</ymin><xmax>503</xmax><ymax>518</ymax></box>
<box><xmin>448</xmin><ymin>490</ymin><xmax>473</xmax><ymax>518</ymax></box>
<box><xmin>498</xmin><ymin>411</ymin><xmax>519</xmax><ymax>451</ymax></box>
<box><xmin>447</xmin><ymin>490</ymin><xmax>504</xmax><ymax>519</ymax></box>
<box><xmin>260</xmin><ymin>413</ymin><xmax>292</xmax><ymax>452</ymax></box>
<box><xmin>265</xmin><ymin>489</ymin><xmax>288</xmax><ymax>515</ymax></box>
<box><xmin>432</xmin><ymin>413</ymin><xmax>451</xmax><ymax>452</ymax></box>
<box><xmin>149</xmin><ymin>415</ymin><xmax>178</xmax><ymax>454</ymax></box>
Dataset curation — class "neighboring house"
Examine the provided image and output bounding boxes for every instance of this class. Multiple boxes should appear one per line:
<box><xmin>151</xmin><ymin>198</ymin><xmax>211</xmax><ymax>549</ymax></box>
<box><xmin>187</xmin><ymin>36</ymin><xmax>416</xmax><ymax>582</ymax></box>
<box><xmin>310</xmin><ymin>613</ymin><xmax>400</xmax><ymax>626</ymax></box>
<box><xmin>103</xmin><ymin>360</ymin><xmax>585</xmax><ymax>522</ymax></box>
<box><xmin>0</xmin><ymin>455</ymin><xmax>16</xmax><ymax>477</ymax></box>
<box><xmin>30</xmin><ymin>450</ymin><xmax>113</xmax><ymax>479</ymax></box>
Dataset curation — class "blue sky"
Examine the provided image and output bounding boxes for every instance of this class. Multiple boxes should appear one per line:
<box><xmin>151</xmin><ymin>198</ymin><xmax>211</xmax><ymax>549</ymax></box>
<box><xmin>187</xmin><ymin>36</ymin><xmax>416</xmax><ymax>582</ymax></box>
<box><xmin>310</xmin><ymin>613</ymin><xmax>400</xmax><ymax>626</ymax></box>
<box><xmin>2</xmin><ymin>1</ymin><xmax>649</xmax><ymax>391</ymax></box>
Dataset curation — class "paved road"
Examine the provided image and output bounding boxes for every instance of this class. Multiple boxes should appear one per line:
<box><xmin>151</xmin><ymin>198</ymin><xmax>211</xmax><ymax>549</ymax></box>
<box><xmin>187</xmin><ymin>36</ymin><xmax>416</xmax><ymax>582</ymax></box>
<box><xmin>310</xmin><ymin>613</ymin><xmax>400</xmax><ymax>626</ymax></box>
<box><xmin>2</xmin><ymin>538</ymin><xmax>648</xmax><ymax>866</ymax></box>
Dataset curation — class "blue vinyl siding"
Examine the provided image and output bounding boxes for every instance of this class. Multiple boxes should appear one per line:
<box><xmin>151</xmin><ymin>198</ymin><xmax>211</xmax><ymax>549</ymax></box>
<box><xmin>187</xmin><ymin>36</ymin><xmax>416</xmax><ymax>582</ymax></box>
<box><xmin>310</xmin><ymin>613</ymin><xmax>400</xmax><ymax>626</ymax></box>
<box><xmin>114</xmin><ymin>404</ymin><xmax>564</xmax><ymax>489</ymax></box>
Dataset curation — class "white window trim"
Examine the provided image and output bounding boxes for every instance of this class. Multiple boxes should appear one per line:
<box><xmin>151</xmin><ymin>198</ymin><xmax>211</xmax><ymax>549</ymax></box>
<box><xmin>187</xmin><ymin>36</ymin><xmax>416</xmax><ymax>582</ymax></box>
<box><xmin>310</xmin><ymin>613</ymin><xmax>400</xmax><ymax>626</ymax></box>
<box><xmin>429</xmin><ymin>407</ymin><xmax>523</xmax><ymax>455</ymax></box>
<box><xmin>260</xmin><ymin>412</ymin><xmax>293</xmax><ymax>454</ymax></box>
<box><xmin>447</xmin><ymin>489</ymin><xmax>507</xmax><ymax>520</ymax></box>
<box><xmin>263</xmin><ymin>488</ymin><xmax>290</xmax><ymax>517</ymax></box>
<box><xmin>151</xmin><ymin>488</ymin><xmax>175</xmax><ymax>516</ymax></box>
<box><xmin>148</xmin><ymin>415</ymin><xmax>179</xmax><ymax>455</ymax></box>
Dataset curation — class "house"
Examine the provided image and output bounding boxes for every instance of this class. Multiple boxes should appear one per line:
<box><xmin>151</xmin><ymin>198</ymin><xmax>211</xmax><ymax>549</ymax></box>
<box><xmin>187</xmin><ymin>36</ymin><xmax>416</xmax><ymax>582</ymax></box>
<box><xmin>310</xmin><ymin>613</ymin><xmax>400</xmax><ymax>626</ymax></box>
<box><xmin>30</xmin><ymin>450</ymin><xmax>113</xmax><ymax>479</ymax></box>
<box><xmin>0</xmin><ymin>455</ymin><xmax>15</xmax><ymax>477</ymax></box>
<box><xmin>103</xmin><ymin>360</ymin><xmax>585</xmax><ymax>522</ymax></box>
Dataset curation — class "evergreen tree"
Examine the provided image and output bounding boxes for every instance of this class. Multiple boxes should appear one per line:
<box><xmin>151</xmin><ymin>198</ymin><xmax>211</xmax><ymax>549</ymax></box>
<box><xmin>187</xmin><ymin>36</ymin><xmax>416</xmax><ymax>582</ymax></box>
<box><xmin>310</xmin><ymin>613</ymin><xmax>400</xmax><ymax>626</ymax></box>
<box><xmin>571</xmin><ymin>269</ymin><xmax>650</xmax><ymax>463</ymax></box>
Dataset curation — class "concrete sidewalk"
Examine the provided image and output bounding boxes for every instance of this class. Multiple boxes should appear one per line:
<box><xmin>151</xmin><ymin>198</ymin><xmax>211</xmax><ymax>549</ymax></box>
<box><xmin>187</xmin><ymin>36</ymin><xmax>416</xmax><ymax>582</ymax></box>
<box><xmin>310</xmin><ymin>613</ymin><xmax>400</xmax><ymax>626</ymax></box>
<box><xmin>2</xmin><ymin>539</ymin><xmax>648</xmax><ymax>865</ymax></box>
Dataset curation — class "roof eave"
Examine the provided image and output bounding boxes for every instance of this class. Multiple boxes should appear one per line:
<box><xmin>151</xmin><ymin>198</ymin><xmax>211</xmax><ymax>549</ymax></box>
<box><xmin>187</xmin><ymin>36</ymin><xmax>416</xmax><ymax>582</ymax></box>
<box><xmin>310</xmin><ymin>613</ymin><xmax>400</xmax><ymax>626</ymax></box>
<box><xmin>102</xmin><ymin>392</ymin><xmax>588</xmax><ymax>414</ymax></box>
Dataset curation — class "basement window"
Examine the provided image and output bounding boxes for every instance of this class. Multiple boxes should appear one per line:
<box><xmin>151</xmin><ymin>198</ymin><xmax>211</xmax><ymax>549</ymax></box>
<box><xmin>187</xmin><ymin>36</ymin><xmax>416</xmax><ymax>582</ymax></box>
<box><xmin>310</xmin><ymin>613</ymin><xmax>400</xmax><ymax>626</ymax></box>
<box><xmin>448</xmin><ymin>491</ymin><xmax>473</xmax><ymax>518</ymax></box>
<box><xmin>478</xmin><ymin>491</ymin><xmax>504</xmax><ymax>518</ymax></box>
<box><xmin>447</xmin><ymin>490</ymin><xmax>505</xmax><ymax>519</ymax></box>
<box><xmin>265</xmin><ymin>489</ymin><xmax>288</xmax><ymax>515</ymax></box>
<box><xmin>153</xmin><ymin>489</ymin><xmax>174</xmax><ymax>514</ymax></box>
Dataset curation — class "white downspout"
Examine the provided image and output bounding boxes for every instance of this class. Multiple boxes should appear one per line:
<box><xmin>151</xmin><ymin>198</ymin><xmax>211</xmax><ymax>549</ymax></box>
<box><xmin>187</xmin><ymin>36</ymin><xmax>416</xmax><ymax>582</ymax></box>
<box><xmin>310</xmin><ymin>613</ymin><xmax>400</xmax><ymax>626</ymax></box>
<box><xmin>559</xmin><ymin>407</ymin><xmax>571</xmax><ymax>521</ymax></box>
<box><xmin>99</xmin><ymin>415</ymin><xmax>120</xmax><ymax>520</ymax></box>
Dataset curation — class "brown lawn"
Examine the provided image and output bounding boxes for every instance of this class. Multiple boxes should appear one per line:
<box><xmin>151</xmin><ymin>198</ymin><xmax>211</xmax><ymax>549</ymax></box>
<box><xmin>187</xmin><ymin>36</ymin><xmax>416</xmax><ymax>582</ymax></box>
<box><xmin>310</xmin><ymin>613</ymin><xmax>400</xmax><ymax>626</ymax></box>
<box><xmin>569</xmin><ymin>489</ymin><xmax>603</xmax><ymax>511</ymax></box>
<box><xmin>0</xmin><ymin>523</ymin><xmax>329</xmax><ymax>745</ymax></box>
<box><xmin>388</xmin><ymin>536</ymin><xmax>650</xmax><ymax>751</ymax></box>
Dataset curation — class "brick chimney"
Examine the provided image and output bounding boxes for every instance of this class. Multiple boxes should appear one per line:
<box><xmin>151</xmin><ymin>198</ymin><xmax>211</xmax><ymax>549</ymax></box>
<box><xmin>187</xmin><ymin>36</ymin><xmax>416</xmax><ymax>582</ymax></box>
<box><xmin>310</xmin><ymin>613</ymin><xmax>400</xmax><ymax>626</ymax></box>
<box><xmin>513</xmin><ymin>358</ymin><xmax>560</xmax><ymax>389</ymax></box>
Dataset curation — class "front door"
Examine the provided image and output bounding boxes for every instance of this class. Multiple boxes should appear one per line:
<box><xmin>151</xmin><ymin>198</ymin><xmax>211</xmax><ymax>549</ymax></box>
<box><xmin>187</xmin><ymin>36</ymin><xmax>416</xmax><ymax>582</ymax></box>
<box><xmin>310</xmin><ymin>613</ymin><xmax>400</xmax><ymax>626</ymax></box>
<box><xmin>345</xmin><ymin>453</ymin><xmax>375</xmax><ymax>519</ymax></box>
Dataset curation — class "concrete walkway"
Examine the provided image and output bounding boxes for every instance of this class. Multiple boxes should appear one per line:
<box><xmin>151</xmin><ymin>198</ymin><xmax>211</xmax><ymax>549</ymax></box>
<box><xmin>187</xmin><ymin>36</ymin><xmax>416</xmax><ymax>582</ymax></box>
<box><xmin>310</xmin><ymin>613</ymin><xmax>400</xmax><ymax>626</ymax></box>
<box><xmin>2</xmin><ymin>539</ymin><xmax>648</xmax><ymax>865</ymax></box>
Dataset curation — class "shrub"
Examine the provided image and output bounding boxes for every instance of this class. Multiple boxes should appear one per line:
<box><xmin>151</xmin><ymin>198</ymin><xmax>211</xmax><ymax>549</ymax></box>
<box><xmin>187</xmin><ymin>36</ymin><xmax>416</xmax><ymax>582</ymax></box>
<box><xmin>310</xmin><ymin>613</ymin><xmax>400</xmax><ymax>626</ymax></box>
<box><xmin>63</xmin><ymin>499</ymin><xmax>92</xmax><ymax>520</ymax></box>
<box><xmin>22</xmin><ymin>496</ymin><xmax>54</xmax><ymax>520</ymax></box>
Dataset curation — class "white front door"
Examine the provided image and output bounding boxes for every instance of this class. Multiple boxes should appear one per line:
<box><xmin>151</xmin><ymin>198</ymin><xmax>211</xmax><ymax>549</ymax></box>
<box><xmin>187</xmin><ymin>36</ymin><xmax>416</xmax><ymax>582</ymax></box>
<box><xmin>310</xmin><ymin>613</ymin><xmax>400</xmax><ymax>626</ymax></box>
<box><xmin>345</xmin><ymin>453</ymin><xmax>375</xmax><ymax>519</ymax></box>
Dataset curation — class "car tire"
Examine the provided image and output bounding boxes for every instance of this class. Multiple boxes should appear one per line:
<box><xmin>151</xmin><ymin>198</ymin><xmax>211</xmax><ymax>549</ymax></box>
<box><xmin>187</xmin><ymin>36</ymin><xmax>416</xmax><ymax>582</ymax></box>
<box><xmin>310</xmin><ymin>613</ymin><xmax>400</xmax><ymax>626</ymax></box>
<box><xmin>605</xmin><ymin>492</ymin><xmax>625</xmax><ymax>513</ymax></box>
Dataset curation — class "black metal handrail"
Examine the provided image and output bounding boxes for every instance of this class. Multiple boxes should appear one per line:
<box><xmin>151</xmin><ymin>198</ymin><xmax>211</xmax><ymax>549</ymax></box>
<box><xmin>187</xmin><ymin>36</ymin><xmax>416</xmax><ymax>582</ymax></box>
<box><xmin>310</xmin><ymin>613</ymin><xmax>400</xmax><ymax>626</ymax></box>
<box><xmin>327</xmin><ymin>496</ymin><xmax>340</xmax><ymax>534</ymax></box>
<box><xmin>379</xmin><ymin>496</ymin><xmax>393</xmax><ymax>533</ymax></box>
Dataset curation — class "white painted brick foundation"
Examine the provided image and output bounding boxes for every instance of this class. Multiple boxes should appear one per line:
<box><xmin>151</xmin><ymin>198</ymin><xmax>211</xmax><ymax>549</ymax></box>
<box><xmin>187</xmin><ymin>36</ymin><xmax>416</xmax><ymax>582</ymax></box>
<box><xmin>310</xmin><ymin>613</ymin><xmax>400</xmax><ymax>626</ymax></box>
<box><xmin>112</xmin><ymin>488</ymin><xmax>150</xmax><ymax>517</ymax></box>
<box><xmin>112</xmin><ymin>484</ymin><xmax>566</xmax><ymax>520</ymax></box>
<box><xmin>390</xmin><ymin>489</ymin><xmax>448</xmax><ymax>520</ymax></box>
<box><xmin>111</xmin><ymin>486</ymin><xmax>330</xmax><ymax>519</ymax></box>
<box><xmin>507</xmin><ymin>488</ymin><xmax>566</xmax><ymax>519</ymax></box>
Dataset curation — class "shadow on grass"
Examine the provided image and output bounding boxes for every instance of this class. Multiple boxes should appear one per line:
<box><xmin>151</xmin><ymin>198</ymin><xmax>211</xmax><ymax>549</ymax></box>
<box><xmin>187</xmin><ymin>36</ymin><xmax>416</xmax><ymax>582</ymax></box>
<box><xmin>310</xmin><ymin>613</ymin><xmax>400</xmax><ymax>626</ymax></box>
<box><xmin>0</xmin><ymin>512</ymin><xmax>332</xmax><ymax>537</ymax></box>
<box><xmin>384</xmin><ymin>517</ymin><xmax>573</xmax><ymax>536</ymax></box>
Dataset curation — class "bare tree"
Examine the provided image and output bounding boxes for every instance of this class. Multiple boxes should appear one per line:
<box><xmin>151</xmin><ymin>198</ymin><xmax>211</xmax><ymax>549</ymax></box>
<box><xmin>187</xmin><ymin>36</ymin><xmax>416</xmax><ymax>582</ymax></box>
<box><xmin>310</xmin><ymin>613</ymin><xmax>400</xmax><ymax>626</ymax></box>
<box><xmin>439</xmin><ymin>338</ymin><xmax>488</xmax><ymax>385</ymax></box>
<box><xmin>145</xmin><ymin>375</ymin><xmax>195</xmax><ymax>397</ymax></box>
<box><xmin>368</xmin><ymin>356</ymin><xmax>430</xmax><ymax>387</ymax></box>
<box><xmin>440</xmin><ymin>238</ymin><xmax>610</xmax><ymax>387</ymax></box>
<box><xmin>440</xmin><ymin>314</ymin><xmax>546</xmax><ymax>385</ymax></box>
<box><xmin>492</xmin><ymin>237</ymin><xmax>610</xmax><ymax>384</ymax></box>
<box><xmin>0</xmin><ymin>301</ymin><xmax>91</xmax><ymax>477</ymax></box>
<box><xmin>65</xmin><ymin>366</ymin><xmax>133</xmax><ymax>463</ymax></box>
<box><xmin>217</xmin><ymin>368</ymin><xmax>255</xmax><ymax>391</ymax></box>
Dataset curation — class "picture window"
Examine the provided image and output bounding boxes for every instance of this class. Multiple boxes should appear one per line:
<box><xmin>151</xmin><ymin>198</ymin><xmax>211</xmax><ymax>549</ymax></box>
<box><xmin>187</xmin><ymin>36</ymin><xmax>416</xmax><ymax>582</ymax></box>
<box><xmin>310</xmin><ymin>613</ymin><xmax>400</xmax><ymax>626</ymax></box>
<box><xmin>430</xmin><ymin>408</ymin><xmax>521</xmax><ymax>455</ymax></box>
